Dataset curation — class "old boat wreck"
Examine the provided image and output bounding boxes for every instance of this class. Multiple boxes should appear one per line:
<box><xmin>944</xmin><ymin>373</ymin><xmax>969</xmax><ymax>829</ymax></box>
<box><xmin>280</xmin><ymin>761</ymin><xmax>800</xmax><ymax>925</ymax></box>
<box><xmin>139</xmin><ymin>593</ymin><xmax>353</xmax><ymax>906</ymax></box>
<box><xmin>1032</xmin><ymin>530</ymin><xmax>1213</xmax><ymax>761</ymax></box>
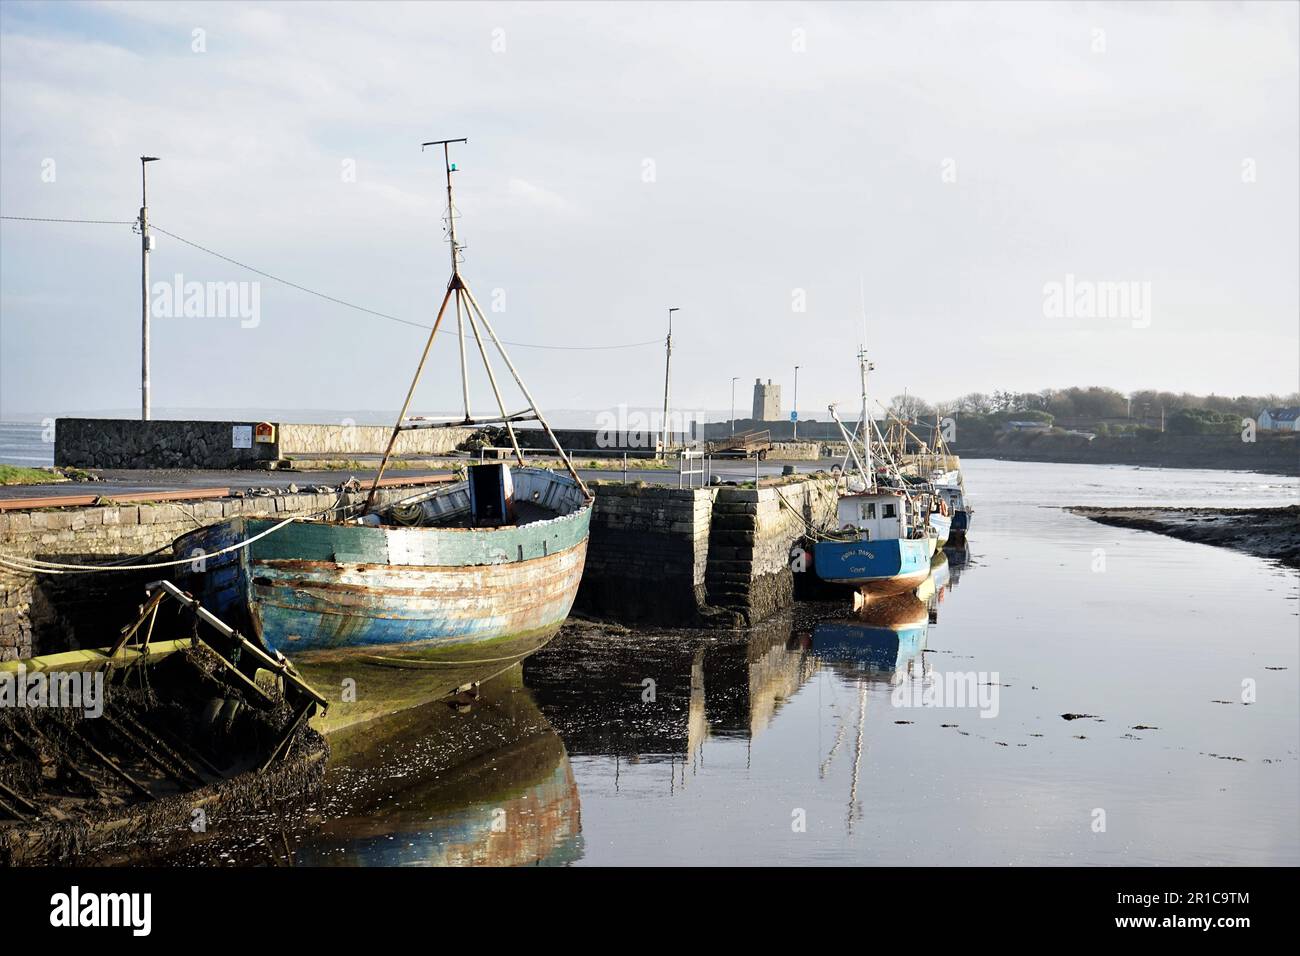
<box><xmin>173</xmin><ymin>139</ymin><xmax>592</xmax><ymax>688</ymax></box>
<box><xmin>0</xmin><ymin>582</ymin><xmax>329</xmax><ymax>865</ymax></box>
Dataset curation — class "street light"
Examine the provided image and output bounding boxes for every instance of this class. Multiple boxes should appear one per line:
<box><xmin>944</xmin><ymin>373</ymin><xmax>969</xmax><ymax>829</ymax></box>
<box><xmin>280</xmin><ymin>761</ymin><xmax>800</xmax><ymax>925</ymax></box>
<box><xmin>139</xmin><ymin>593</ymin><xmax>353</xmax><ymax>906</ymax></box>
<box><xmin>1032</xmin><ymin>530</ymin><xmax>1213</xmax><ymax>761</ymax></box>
<box><xmin>139</xmin><ymin>156</ymin><xmax>161</xmax><ymax>421</ymax></box>
<box><xmin>731</xmin><ymin>376</ymin><xmax>739</xmax><ymax>435</ymax></box>
<box><xmin>661</xmin><ymin>307</ymin><xmax>679</xmax><ymax>456</ymax></box>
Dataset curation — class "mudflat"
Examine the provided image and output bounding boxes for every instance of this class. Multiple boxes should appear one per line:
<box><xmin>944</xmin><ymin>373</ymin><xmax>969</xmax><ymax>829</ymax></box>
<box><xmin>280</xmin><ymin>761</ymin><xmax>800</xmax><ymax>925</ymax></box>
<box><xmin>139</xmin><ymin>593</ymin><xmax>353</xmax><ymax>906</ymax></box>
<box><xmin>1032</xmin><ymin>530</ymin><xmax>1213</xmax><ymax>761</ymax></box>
<box><xmin>1068</xmin><ymin>505</ymin><xmax>1300</xmax><ymax>568</ymax></box>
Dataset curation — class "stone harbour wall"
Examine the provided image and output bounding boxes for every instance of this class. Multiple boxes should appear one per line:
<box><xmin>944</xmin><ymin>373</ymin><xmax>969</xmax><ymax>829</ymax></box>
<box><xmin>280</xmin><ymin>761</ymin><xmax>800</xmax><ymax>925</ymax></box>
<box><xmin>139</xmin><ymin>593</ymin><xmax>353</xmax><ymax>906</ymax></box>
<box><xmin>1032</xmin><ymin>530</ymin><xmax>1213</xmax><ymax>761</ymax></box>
<box><xmin>55</xmin><ymin>418</ymin><xmax>280</xmax><ymax>469</ymax></box>
<box><xmin>577</xmin><ymin>476</ymin><xmax>839</xmax><ymax>628</ymax></box>
<box><xmin>0</xmin><ymin>487</ymin><xmax>415</xmax><ymax>661</ymax></box>
<box><xmin>54</xmin><ymin>418</ymin><xmax>478</xmax><ymax>470</ymax></box>
<box><xmin>278</xmin><ymin>422</ymin><xmax>473</xmax><ymax>457</ymax></box>
<box><xmin>575</xmin><ymin>484</ymin><xmax>718</xmax><ymax>625</ymax></box>
<box><xmin>705</xmin><ymin>479</ymin><xmax>839</xmax><ymax>625</ymax></box>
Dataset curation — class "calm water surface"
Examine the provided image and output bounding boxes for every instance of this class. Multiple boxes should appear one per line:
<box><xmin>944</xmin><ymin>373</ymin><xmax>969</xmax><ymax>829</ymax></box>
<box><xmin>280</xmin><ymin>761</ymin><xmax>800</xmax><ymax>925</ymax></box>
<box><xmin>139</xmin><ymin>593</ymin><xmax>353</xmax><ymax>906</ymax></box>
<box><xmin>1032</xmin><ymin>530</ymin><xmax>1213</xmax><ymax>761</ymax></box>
<box><xmin>160</xmin><ymin>459</ymin><xmax>1298</xmax><ymax>866</ymax></box>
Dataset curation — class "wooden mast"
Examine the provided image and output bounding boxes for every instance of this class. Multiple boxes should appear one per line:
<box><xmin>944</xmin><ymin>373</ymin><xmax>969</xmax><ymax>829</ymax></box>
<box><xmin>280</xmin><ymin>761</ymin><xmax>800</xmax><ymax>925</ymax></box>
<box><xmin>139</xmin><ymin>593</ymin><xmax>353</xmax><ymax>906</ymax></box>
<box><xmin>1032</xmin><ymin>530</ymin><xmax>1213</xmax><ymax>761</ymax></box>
<box><xmin>361</xmin><ymin>138</ymin><xmax>588</xmax><ymax>515</ymax></box>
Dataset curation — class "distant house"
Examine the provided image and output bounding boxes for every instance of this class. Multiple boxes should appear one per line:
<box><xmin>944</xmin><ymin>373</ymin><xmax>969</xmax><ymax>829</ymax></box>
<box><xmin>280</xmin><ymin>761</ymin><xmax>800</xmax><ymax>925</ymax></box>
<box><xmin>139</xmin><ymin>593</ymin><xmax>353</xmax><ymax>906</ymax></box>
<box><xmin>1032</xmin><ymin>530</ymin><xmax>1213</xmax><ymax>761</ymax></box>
<box><xmin>1258</xmin><ymin>407</ymin><xmax>1300</xmax><ymax>431</ymax></box>
<box><xmin>1003</xmin><ymin>420</ymin><xmax>1051</xmax><ymax>433</ymax></box>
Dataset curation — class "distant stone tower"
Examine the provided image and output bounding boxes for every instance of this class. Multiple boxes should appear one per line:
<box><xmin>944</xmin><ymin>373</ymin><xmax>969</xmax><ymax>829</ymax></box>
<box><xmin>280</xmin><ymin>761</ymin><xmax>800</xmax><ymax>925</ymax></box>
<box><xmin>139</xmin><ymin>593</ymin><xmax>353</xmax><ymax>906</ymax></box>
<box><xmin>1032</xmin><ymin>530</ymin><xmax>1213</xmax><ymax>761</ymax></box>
<box><xmin>752</xmin><ymin>378</ymin><xmax>782</xmax><ymax>422</ymax></box>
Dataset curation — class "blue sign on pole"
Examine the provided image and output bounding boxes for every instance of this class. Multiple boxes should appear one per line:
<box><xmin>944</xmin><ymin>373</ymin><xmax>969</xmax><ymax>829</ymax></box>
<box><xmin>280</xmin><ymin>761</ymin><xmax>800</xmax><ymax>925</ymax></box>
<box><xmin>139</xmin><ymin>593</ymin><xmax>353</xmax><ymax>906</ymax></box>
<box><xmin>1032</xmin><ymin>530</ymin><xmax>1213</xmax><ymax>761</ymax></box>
<box><xmin>790</xmin><ymin>411</ymin><xmax>798</xmax><ymax>422</ymax></box>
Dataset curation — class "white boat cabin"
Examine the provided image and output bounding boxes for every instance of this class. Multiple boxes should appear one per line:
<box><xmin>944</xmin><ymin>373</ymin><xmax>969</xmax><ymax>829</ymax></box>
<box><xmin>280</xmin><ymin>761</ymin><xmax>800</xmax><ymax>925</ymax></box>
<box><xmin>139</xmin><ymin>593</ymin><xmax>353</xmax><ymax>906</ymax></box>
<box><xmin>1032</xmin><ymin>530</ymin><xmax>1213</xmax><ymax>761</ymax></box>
<box><xmin>836</xmin><ymin>491</ymin><xmax>915</xmax><ymax>541</ymax></box>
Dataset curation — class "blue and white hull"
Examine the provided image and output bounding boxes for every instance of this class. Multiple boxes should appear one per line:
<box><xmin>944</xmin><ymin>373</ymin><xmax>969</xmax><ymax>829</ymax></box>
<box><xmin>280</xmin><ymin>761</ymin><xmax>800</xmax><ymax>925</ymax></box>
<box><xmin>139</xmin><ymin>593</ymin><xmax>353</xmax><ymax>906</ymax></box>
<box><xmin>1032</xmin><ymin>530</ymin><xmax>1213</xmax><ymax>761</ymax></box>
<box><xmin>812</xmin><ymin>536</ymin><xmax>933</xmax><ymax>596</ymax></box>
<box><xmin>928</xmin><ymin>511</ymin><xmax>951</xmax><ymax>547</ymax></box>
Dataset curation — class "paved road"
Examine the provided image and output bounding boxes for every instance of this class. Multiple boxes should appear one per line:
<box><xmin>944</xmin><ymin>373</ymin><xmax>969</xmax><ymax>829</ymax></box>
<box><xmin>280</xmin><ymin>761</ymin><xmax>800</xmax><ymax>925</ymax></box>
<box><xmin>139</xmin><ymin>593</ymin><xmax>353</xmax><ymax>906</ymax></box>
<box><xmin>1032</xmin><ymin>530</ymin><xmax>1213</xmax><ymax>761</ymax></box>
<box><xmin>1</xmin><ymin>458</ymin><xmax>833</xmax><ymax>503</ymax></box>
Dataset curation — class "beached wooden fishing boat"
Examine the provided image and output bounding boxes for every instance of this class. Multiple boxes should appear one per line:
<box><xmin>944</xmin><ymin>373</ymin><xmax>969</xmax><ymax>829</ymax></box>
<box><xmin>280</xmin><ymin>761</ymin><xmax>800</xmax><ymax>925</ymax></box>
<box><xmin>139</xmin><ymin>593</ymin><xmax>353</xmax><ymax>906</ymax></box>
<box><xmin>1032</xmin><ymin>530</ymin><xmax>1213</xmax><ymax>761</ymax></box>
<box><xmin>171</xmin><ymin>139</ymin><xmax>593</xmax><ymax>673</ymax></box>
<box><xmin>174</xmin><ymin>466</ymin><xmax>591</xmax><ymax>662</ymax></box>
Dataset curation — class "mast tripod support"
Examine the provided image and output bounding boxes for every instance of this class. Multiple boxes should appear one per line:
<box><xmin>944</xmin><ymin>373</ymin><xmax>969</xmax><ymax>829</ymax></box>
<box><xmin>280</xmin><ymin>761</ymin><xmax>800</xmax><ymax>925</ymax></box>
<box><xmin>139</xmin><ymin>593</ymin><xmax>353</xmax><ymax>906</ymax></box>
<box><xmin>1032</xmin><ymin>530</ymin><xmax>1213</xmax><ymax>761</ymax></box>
<box><xmin>360</xmin><ymin>139</ymin><xmax>590</xmax><ymax>516</ymax></box>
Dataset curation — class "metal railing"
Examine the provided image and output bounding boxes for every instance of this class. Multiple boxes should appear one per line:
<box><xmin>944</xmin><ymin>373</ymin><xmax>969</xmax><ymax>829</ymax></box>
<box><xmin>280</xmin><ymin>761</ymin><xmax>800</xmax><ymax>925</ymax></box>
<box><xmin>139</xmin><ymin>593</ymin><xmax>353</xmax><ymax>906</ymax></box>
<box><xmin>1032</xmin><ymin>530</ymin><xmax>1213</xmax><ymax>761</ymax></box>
<box><xmin>679</xmin><ymin>448</ymin><xmax>707</xmax><ymax>489</ymax></box>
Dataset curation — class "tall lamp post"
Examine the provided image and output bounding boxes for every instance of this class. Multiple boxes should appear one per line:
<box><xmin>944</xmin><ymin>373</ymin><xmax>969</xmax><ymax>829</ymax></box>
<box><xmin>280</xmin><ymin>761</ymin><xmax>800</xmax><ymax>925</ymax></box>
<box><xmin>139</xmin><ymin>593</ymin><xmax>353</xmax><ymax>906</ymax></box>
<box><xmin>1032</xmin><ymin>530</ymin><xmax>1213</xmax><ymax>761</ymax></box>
<box><xmin>730</xmin><ymin>376</ymin><xmax>740</xmax><ymax>435</ymax></box>
<box><xmin>139</xmin><ymin>156</ymin><xmax>160</xmax><ymax>420</ymax></box>
<box><xmin>793</xmin><ymin>365</ymin><xmax>800</xmax><ymax>440</ymax></box>
<box><xmin>661</xmin><ymin>307</ymin><xmax>679</xmax><ymax>456</ymax></box>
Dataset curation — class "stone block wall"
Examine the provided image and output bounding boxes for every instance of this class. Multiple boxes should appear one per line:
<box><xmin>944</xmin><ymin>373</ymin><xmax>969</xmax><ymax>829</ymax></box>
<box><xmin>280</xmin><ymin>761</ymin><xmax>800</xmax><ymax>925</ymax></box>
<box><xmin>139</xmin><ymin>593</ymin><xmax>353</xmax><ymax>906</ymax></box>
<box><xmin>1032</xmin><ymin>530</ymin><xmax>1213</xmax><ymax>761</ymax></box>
<box><xmin>770</xmin><ymin>442</ymin><xmax>821</xmax><ymax>461</ymax></box>
<box><xmin>574</xmin><ymin>484</ymin><xmax>717</xmax><ymax>624</ymax></box>
<box><xmin>576</xmin><ymin>476</ymin><xmax>839</xmax><ymax>628</ymax></box>
<box><xmin>55</xmin><ymin>419</ymin><xmax>280</xmax><ymax>469</ymax></box>
<box><xmin>705</xmin><ymin>479</ymin><xmax>839</xmax><ymax>625</ymax></box>
<box><xmin>278</xmin><ymin>423</ymin><xmax>472</xmax><ymax>457</ymax></box>
<box><xmin>0</xmin><ymin>487</ymin><xmax>414</xmax><ymax>661</ymax></box>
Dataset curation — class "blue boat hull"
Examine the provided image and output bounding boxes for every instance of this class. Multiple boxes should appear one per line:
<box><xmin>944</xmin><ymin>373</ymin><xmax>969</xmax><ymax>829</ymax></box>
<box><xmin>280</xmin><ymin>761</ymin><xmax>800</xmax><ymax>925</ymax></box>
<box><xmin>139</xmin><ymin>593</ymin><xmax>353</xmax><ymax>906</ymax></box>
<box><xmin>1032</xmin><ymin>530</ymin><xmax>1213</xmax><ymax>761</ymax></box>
<box><xmin>812</xmin><ymin>536</ymin><xmax>933</xmax><ymax>595</ymax></box>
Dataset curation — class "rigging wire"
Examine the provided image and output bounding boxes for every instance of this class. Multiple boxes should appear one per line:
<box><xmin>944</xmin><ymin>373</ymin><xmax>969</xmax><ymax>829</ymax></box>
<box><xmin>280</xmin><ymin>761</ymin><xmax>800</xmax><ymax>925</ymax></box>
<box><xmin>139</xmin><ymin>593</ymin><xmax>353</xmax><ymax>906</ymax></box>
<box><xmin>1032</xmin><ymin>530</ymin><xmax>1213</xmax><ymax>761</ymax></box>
<box><xmin>0</xmin><ymin>214</ymin><xmax>663</xmax><ymax>352</ymax></box>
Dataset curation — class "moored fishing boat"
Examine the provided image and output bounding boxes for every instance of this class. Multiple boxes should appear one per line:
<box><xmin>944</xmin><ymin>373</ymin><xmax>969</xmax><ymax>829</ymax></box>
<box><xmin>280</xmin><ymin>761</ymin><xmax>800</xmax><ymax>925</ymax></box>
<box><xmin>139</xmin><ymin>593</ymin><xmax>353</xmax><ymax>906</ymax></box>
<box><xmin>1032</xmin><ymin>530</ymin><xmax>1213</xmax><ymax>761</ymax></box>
<box><xmin>933</xmin><ymin>471</ymin><xmax>972</xmax><ymax>546</ymax></box>
<box><xmin>171</xmin><ymin>139</ymin><xmax>592</xmax><ymax>680</ymax></box>
<box><xmin>812</xmin><ymin>347</ymin><xmax>940</xmax><ymax>598</ymax></box>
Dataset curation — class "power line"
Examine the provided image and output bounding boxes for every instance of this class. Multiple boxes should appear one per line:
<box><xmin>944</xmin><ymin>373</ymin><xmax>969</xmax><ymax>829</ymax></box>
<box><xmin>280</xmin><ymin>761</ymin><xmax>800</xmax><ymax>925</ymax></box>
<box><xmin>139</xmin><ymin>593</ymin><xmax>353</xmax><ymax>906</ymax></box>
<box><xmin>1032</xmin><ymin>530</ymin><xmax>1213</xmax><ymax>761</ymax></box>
<box><xmin>0</xmin><ymin>215</ymin><xmax>135</xmax><ymax>224</ymax></box>
<box><xmin>0</xmin><ymin>213</ymin><xmax>662</xmax><ymax>352</ymax></box>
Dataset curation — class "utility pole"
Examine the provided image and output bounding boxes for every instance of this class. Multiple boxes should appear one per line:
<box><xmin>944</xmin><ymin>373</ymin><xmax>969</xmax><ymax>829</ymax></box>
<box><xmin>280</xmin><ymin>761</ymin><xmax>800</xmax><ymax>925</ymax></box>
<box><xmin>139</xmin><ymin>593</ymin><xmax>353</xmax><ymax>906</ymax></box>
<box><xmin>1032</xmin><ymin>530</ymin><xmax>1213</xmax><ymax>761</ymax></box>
<box><xmin>139</xmin><ymin>156</ymin><xmax>160</xmax><ymax>420</ymax></box>
<box><xmin>661</xmin><ymin>307</ymin><xmax>679</xmax><ymax>456</ymax></box>
<box><xmin>793</xmin><ymin>365</ymin><xmax>800</xmax><ymax>440</ymax></box>
<box><xmin>730</xmin><ymin>376</ymin><xmax>739</xmax><ymax>435</ymax></box>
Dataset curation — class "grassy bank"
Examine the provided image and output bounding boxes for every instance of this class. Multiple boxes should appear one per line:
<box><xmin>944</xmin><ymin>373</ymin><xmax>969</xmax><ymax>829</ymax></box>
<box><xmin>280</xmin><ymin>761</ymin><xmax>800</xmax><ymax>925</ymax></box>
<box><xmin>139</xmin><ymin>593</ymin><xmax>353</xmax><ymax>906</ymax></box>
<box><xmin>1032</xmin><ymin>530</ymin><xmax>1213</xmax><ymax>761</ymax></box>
<box><xmin>0</xmin><ymin>465</ymin><xmax>66</xmax><ymax>486</ymax></box>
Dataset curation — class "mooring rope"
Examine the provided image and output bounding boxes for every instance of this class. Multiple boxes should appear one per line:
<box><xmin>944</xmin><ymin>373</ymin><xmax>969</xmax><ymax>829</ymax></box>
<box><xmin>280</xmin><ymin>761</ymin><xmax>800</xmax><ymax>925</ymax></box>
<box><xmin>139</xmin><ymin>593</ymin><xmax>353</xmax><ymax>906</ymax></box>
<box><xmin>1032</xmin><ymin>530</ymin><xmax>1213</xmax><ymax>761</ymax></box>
<box><xmin>0</xmin><ymin>514</ymin><xmax>302</xmax><ymax>575</ymax></box>
<box><xmin>773</xmin><ymin>485</ymin><xmax>837</xmax><ymax>541</ymax></box>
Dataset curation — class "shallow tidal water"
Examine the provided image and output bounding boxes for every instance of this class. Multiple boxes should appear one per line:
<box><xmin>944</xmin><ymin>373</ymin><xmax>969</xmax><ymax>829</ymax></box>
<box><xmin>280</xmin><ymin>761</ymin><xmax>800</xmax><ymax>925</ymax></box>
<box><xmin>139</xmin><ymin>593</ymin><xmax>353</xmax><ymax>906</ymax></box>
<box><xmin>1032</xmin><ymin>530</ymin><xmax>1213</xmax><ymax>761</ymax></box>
<box><xmin>156</xmin><ymin>460</ymin><xmax>1299</xmax><ymax>867</ymax></box>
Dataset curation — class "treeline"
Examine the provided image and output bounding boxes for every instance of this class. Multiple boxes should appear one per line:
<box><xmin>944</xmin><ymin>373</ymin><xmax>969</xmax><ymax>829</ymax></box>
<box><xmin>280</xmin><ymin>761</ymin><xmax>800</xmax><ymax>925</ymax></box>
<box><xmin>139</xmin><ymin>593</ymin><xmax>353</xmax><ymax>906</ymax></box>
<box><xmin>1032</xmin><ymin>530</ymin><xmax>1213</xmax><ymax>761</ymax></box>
<box><xmin>887</xmin><ymin>386</ymin><xmax>1299</xmax><ymax>437</ymax></box>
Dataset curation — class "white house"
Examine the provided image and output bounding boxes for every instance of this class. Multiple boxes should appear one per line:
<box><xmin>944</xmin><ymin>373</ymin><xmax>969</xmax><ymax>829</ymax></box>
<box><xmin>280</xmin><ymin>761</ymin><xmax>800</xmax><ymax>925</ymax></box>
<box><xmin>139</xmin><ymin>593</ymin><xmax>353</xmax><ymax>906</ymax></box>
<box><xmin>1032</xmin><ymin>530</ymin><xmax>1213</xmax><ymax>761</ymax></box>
<box><xmin>1258</xmin><ymin>407</ymin><xmax>1300</xmax><ymax>431</ymax></box>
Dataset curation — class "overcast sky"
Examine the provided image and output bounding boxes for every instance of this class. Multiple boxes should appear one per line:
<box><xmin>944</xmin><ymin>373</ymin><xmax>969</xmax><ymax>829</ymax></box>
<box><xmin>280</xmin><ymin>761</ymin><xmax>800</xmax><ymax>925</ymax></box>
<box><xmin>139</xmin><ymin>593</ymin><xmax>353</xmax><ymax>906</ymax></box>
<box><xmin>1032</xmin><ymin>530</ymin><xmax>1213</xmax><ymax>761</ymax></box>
<box><xmin>1</xmin><ymin>0</ymin><xmax>1297</xmax><ymax>424</ymax></box>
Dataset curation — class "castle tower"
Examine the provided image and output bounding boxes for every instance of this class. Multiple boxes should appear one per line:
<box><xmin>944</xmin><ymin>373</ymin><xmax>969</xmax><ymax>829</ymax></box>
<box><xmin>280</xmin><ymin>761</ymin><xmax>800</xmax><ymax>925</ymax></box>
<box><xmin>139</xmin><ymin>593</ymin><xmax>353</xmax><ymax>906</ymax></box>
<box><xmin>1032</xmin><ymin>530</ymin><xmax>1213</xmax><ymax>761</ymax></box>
<box><xmin>752</xmin><ymin>378</ymin><xmax>782</xmax><ymax>422</ymax></box>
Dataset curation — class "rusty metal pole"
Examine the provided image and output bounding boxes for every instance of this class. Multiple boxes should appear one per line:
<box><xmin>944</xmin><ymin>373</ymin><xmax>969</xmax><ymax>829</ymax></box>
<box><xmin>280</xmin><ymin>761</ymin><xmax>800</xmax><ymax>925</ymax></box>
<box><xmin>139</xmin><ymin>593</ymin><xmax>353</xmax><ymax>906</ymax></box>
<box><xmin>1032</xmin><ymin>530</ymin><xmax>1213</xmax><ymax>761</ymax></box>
<box><xmin>361</xmin><ymin>283</ymin><xmax>456</xmax><ymax>514</ymax></box>
<box><xmin>461</xmin><ymin>297</ymin><xmax>525</xmax><ymax>465</ymax></box>
<box><xmin>459</xmin><ymin>285</ymin><xmax>588</xmax><ymax>495</ymax></box>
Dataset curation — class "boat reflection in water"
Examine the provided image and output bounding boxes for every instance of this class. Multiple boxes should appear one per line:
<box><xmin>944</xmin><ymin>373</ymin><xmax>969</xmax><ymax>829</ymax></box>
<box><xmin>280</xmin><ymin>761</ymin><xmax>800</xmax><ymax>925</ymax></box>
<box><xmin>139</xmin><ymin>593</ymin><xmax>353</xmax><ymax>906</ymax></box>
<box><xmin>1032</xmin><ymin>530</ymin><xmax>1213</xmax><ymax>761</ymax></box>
<box><xmin>292</xmin><ymin>666</ymin><xmax>581</xmax><ymax>867</ymax></box>
<box><xmin>523</xmin><ymin>614</ymin><xmax>818</xmax><ymax>783</ymax></box>
<box><xmin>815</xmin><ymin>551</ymin><xmax>957</xmax><ymax>666</ymax></box>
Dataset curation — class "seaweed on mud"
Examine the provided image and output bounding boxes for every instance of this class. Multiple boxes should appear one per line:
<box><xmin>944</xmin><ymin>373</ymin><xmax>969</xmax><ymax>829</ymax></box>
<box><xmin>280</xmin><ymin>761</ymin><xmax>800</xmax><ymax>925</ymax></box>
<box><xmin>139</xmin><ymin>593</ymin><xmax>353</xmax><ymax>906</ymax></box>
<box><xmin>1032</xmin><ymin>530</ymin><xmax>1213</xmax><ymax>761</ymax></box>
<box><xmin>0</xmin><ymin>645</ymin><xmax>329</xmax><ymax>865</ymax></box>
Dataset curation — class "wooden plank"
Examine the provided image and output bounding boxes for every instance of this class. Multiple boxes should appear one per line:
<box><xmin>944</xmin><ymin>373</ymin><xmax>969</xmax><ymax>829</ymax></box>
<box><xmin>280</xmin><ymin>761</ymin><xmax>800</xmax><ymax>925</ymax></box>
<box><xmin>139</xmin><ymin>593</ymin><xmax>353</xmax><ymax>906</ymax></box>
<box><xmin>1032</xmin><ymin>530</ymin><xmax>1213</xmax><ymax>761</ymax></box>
<box><xmin>0</xmin><ymin>487</ymin><xmax>231</xmax><ymax>511</ymax></box>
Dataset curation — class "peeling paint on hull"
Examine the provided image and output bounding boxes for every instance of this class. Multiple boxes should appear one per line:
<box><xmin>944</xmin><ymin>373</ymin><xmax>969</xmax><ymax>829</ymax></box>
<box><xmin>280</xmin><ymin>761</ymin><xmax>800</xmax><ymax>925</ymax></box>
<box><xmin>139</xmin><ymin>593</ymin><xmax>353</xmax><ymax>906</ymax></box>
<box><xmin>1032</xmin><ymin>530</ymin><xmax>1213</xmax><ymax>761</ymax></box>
<box><xmin>252</xmin><ymin>541</ymin><xmax>588</xmax><ymax>654</ymax></box>
<box><xmin>174</xmin><ymin>500</ymin><xmax>592</xmax><ymax>660</ymax></box>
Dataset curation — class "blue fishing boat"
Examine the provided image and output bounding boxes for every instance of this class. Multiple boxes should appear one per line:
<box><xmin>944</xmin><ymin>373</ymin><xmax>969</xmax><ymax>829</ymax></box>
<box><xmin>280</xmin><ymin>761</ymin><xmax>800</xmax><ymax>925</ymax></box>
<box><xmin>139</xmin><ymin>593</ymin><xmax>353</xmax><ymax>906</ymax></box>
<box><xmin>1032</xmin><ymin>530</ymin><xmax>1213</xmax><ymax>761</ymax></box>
<box><xmin>813</xmin><ymin>495</ymin><xmax>934</xmax><ymax>596</ymax></box>
<box><xmin>931</xmin><ymin>468</ymin><xmax>971</xmax><ymax>546</ymax></box>
<box><xmin>927</xmin><ymin>503</ymin><xmax>952</xmax><ymax>547</ymax></box>
<box><xmin>813</xmin><ymin>347</ymin><xmax>939</xmax><ymax>598</ymax></box>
